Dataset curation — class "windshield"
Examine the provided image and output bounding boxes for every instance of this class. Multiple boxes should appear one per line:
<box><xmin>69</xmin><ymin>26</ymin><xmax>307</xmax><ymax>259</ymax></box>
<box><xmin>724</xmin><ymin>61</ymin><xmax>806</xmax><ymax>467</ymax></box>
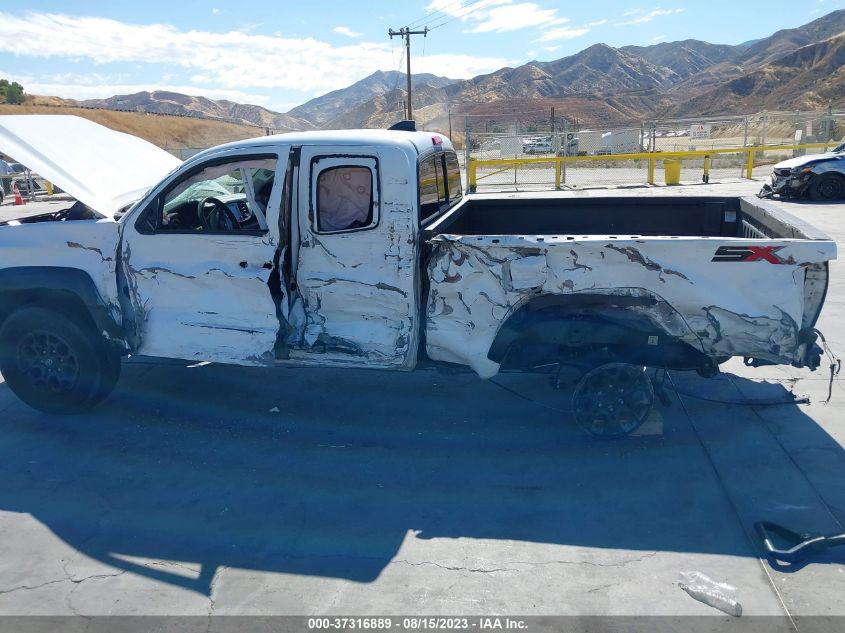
<box><xmin>833</xmin><ymin>142</ymin><xmax>845</xmax><ymax>153</ymax></box>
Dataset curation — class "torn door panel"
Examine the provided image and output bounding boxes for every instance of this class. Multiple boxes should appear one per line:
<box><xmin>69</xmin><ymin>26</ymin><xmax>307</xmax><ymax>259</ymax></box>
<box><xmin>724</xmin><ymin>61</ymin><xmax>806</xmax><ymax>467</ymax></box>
<box><xmin>425</xmin><ymin>235</ymin><xmax>831</xmax><ymax>378</ymax></box>
<box><xmin>129</xmin><ymin>267</ymin><xmax>279</xmax><ymax>364</ymax></box>
<box><xmin>296</xmin><ymin>277</ymin><xmax>412</xmax><ymax>356</ymax></box>
<box><xmin>121</xmin><ymin>235</ymin><xmax>280</xmax><ymax>365</ymax></box>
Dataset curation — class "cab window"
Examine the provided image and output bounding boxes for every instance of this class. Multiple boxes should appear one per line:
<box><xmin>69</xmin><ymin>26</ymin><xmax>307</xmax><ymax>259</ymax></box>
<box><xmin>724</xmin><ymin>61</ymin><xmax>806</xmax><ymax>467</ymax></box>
<box><xmin>419</xmin><ymin>151</ymin><xmax>462</xmax><ymax>224</ymax></box>
<box><xmin>140</xmin><ymin>157</ymin><xmax>277</xmax><ymax>233</ymax></box>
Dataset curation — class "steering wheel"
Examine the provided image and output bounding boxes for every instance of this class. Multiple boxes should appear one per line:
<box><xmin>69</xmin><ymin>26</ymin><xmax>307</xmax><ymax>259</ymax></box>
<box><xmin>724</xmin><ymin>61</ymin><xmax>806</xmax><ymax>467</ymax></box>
<box><xmin>198</xmin><ymin>197</ymin><xmax>241</xmax><ymax>231</ymax></box>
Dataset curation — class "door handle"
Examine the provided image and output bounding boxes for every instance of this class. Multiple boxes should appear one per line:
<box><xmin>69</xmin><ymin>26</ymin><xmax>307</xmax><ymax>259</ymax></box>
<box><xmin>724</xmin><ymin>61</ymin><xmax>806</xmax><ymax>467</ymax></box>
<box><xmin>239</xmin><ymin>261</ymin><xmax>273</xmax><ymax>269</ymax></box>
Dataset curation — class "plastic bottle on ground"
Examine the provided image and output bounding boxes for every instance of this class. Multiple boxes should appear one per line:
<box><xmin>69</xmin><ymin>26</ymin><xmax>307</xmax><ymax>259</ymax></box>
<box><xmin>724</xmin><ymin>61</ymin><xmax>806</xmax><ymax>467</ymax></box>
<box><xmin>678</xmin><ymin>570</ymin><xmax>743</xmax><ymax>617</ymax></box>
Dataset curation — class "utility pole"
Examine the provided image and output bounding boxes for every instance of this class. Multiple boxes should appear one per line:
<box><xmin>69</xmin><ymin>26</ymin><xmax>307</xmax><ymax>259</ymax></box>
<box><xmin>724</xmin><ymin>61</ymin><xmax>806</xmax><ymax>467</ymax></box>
<box><xmin>388</xmin><ymin>26</ymin><xmax>429</xmax><ymax>121</ymax></box>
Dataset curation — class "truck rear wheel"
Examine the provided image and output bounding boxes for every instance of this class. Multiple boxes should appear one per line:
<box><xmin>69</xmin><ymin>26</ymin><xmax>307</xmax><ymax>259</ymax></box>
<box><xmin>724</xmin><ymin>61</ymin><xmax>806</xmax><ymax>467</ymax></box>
<box><xmin>0</xmin><ymin>307</ymin><xmax>120</xmax><ymax>414</ymax></box>
<box><xmin>571</xmin><ymin>363</ymin><xmax>653</xmax><ymax>438</ymax></box>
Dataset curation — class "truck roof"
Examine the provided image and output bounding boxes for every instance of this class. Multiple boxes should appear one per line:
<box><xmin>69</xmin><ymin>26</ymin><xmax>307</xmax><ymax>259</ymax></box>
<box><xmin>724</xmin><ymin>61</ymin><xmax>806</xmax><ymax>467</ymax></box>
<box><xmin>192</xmin><ymin>129</ymin><xmax>455</xmax><ymax>162</ymax></box>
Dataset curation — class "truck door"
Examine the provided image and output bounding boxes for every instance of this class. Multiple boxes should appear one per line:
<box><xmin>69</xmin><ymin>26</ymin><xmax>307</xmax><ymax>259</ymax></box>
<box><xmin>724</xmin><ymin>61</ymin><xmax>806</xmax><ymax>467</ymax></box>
<box><xmin>119</xmin><ymin>151</ymin><xmax>287</xmax><ymax>365</ymax></box>
<box><xmin>291</xmin><ymin>146</ymin><xmax>420</xmax><ymax>368</ymax></box>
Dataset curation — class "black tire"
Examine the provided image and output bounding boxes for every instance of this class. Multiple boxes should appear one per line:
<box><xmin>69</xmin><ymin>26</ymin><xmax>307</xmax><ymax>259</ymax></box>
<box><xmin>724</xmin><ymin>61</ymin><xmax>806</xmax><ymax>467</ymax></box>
<box><xmin>91</xmin><ymin>350</ymin><xmax>122</xmax><ymax>407</ymax></box>
<box><xmin>0</xmin><ymin>307</ymin><xmax>120</xmax><ymax>414</ymax></box>
<box><xmin>808</xmin><ymin>174</ymin><xmax>845</xmax><ymax>201</ymax></box>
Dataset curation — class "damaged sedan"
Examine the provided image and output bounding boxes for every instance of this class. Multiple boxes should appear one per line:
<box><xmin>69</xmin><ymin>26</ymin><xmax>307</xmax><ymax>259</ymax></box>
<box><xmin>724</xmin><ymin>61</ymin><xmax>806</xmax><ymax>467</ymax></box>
<box><xmin>759</xmin><ymin>142</ymin><xmax>845</xmax><ymax>200</ymax></box>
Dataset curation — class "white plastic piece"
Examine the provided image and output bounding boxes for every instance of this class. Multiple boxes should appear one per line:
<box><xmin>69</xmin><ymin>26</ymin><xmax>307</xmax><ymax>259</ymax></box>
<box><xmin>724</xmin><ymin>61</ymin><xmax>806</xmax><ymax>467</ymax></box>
<box><xmin>678</xmin><ymin>570</ymin><xmax>742</xmax><ymax>617</ymax></box>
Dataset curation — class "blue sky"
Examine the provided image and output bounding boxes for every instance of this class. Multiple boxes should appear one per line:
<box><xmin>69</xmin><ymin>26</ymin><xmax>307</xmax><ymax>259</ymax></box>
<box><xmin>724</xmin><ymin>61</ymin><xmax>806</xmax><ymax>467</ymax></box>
<box><xmin>0</xmin><ymin>1</ymin><xmax>841</xmax><ymax>113</ymax></box>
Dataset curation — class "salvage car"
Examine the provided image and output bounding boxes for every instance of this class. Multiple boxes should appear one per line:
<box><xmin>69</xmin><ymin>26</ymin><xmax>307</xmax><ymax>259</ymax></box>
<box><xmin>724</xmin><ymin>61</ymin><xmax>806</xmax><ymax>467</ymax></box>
<box><xmin>0</xmin><ymin>115</ymin><xmax>837</xmax><ymax>437</ymax></box>
<box><xmin>759</xmin><ymin>142</ymin><xmax>845</xmax><ymax>200</ymax></box>
<box><xmin>523</xmin><ymin>140</ymin><xmax>552</xmax><ymax>155</ymax></box>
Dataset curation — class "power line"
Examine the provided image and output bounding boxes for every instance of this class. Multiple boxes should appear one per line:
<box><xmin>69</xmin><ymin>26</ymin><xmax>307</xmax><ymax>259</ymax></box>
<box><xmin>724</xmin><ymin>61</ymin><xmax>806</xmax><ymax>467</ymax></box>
<box><xmin>405</xmin><ymin>0</ymin><xmax>466</xmax><ymax>29</ymax></box>
<box><xmin>427</xmin><ymin>0</ymin><xmax>495</xmax><ymax>31</ymax></box>
<box><xmin>420</xmin><ymin>29</ymin><xmax>428</xmax><ymax>75</ymax></box>
<box><xmin>405</xmin><ymin>0</ymin><xmax>495</xmax><ymax>32</ymax></box>
<box><xmin>390</xmin><ymin>37</ymin><xmax>406</xmax><ymax>94</ymax></box>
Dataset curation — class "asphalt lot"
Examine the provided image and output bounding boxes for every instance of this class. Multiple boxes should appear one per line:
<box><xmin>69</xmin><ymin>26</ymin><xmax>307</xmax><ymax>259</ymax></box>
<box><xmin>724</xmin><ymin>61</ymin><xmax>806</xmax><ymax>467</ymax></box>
<box><xmin>0</xmin><ymin>181</ymin><xmax>844</xmax><ymax>627</ymax></box>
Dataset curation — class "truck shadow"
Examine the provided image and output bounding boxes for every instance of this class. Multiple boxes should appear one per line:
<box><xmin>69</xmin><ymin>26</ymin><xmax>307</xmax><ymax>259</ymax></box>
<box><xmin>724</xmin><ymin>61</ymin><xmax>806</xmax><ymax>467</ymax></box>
<box><xmin>0</xmin><ymin>362</ymin><xmax>843</xmax><ymax>595</ymax></box>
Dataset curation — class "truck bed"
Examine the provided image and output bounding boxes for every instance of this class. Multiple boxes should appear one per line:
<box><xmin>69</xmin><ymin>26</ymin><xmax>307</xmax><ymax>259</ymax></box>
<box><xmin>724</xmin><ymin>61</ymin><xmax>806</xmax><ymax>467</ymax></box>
<box><xmin>422</xmin><ymin>194</ymin><xmax>835</xmax><ymax>379</ymax></box>
<box><xmin>425</xmin><ymin>195</ymin><xmax>828</xmax><ymax>240</ymax></box>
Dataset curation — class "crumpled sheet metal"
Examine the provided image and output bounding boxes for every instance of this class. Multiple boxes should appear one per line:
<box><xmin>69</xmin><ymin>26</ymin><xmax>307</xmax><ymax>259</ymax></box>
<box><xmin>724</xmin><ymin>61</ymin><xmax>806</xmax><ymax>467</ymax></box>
<box><xmin>291</xmin><ymin>193</ymin><xmax>419</xmax><ymax>368</ymax></box>
<box><xmin>0</xmin><ymin>219</ymin><xmax>123</xmax><ymax>329</ymax></box>
<box><xmin>425</xmin><ymin>234</ymin><xmax>834</xmax><ymax>378</ymax></box>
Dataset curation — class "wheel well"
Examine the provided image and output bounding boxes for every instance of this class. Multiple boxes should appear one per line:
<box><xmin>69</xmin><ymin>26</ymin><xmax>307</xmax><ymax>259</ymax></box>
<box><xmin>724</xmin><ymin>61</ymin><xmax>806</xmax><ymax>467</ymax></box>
<box><xmin>487</xmin><ymin>293</ymin><xmax>711</xmax><ymax>371</ymax></box>
<box><xmin>0</xmin><ymin>290</ymin><xmax>99</xmax><ymax>336</ymax></box>
<box><xmin>0</xmin><ymin>267</ymin><xmax>125</xmax><ymax>353</ymax></box>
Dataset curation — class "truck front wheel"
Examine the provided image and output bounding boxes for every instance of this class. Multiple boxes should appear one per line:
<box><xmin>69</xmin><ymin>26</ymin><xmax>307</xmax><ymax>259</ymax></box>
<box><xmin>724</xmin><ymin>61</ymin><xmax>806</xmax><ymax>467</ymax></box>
<box><xmin>0</xmin><ymin>307</ymin><xmax>120</xmax><ymax>414</ymax></box>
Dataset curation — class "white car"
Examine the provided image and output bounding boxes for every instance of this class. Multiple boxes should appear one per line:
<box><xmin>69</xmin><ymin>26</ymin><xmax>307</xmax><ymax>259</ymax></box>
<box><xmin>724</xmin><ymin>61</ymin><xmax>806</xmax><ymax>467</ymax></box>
<box><xmin>760</xmin><ymin>142</ymin><xmax>845</xmax><ymax>201</ymax></box>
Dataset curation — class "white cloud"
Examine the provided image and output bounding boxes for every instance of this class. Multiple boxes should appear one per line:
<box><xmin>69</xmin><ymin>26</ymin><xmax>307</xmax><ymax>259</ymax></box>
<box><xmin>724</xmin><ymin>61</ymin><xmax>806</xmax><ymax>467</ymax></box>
<box><xmin>542</xmin><ymin>45</ymin><xmax>560</xmax><ymax>52</ymax></box>
<box><xmin>534</xmin><ymin>26</ymin><xmax>591</xmax><ymax>42</ymax></box>
<box><xmin>40</xmin><ymin>71</ymin><xmax>129</xmax><ymax>85</ymax></box>
<box><xmin>425</xmin><ymin>0</ymin><xmax>566</xmax><ymax>34</ymax></box>
<box><xmin>468</xmin><ymin>3</ymin><xmax>563</xmax><ymax>33</ymax></box>
<box><xmin>333</xmin><ymin>26</ymin><xmax>361</xmax><ymax>38</ymax></box>
<box><xmin>0</xmin><ymin>12</ymin><xmax>506</xmax><ymax>97</ymax></box>
<box><xmin>424</xmin><ymin>0</ymin><xmax>596</xmax><ymax>46</ymax></box>
<box><xmin>424</xmin><ymin>0</ymin><xmax>510</xmax><ymax>22</ymax></box>
<box><xmin>0</xmin><ymin>70</ymin><xmax>273</xmax><ymax>104</ymax></box>
<box><xmin>621</xmin><ymin>7</ymin><xmax>684</xmax><ymax>25</ymax></box>
<box><xmin>651</xmin><ymin>34</ymin><xmax>667</xmax><ymax>42</ymax></box>
<box><xmin>410</xmin><ymin>53</ymin><xmax>507</xmax><ymax>78</ymax></box>
<box><xmin>211</xmin><ymin>8</ymin><xmax>221</xmax><ymax>15</ymax></box>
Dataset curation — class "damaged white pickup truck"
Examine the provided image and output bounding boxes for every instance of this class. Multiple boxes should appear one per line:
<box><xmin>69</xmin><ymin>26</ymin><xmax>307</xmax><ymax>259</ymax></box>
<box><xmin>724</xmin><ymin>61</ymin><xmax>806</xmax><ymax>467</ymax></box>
<box><xmin>0</xmin><ymin>116</ymin><xmax>836</xmax><ymax>435</ymax></box>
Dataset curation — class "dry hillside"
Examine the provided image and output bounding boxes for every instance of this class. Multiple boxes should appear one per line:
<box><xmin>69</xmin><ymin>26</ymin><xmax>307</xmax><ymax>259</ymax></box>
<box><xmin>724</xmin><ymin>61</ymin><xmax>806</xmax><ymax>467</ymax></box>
<box><xmin>668</xmin><ymin>32</ymin><xmax>845</xmax><ymax>116</ymax></box>
<box><xmin>0</xmin><ymin>101</ymin><xmax>266</xmax><ymax>150</ymax></box>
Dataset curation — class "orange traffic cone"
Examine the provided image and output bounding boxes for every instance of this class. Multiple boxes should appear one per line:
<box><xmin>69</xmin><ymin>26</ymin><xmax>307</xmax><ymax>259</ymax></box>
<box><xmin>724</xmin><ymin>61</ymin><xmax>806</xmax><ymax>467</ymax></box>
<box><xmin>13</xmin><ymin>182</ymin><xmax>24</xmax><ymax>205</ymax></box>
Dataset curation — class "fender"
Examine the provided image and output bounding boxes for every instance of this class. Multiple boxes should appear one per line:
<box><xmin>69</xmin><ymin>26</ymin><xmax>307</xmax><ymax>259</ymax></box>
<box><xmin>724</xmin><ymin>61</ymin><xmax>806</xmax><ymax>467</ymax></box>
<box><xmin>0</xmin><ymin>266</ymin><xmax>126</xmax><ymax>351</ymax></box>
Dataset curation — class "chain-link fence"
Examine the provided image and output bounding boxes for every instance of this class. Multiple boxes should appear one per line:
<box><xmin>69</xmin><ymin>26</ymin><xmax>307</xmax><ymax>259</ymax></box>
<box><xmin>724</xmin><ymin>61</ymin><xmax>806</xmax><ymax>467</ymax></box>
<box><xmin>0</xmin><ymin>169</ymin><xmax>47</xmax><ymax>202</ymax></box>
<box><xmin>464</xmin><ymin>107</ymin><xmax>845</xmax><ymax>191</ymax></box>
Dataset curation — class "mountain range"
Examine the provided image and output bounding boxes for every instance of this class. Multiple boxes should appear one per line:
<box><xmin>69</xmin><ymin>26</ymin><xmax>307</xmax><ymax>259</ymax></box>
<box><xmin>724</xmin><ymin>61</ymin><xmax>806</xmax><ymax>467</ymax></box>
<box><xmin>72</xmin><ymin>9</ymin><xmax>845</xmax><ymax>132</ymax></box>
